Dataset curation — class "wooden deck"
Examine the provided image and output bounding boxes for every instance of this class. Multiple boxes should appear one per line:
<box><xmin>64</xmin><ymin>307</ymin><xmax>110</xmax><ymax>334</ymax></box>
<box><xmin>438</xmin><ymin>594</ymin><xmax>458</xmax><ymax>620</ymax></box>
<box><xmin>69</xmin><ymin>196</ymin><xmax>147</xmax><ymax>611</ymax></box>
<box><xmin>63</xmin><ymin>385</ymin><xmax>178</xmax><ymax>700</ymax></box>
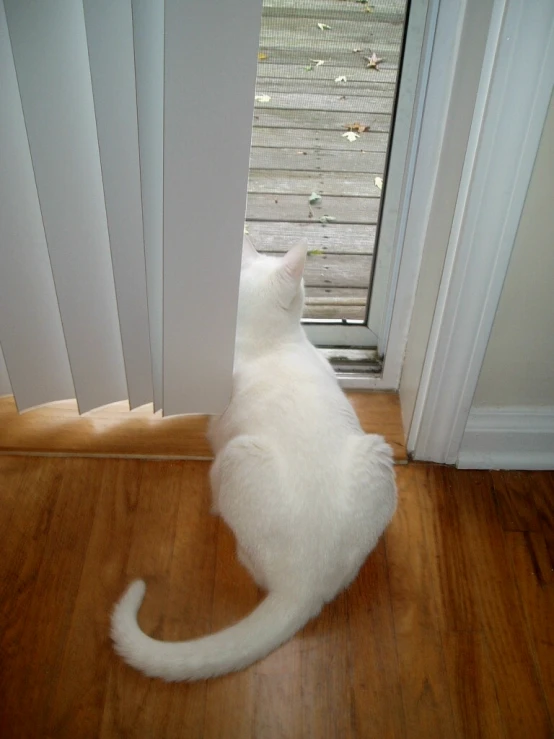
<box><xmin>246</xmin><ymin>0</ymin><xmax>407</xmax><ymax>320</ymax></box>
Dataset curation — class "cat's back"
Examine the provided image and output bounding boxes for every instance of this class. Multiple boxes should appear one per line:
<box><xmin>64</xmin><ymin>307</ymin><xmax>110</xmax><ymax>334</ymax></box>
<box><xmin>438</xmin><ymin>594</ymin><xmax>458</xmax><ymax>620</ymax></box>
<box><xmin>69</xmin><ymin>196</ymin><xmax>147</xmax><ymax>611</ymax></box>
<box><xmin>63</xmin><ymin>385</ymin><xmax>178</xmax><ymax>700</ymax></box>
<box><xmin>226</xmin><ymin>339</ymin><xmax>363</xmax><ymax>455</ymax></box>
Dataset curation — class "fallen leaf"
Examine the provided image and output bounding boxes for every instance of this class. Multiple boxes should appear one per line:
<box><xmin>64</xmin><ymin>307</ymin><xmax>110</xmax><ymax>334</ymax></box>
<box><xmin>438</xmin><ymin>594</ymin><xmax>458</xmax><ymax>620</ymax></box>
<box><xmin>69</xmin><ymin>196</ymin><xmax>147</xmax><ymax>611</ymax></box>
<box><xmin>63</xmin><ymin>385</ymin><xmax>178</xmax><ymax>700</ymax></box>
<box><xmin>244</xmin><ymin>224</ymin><xmax>249</xmax><ymax>234</ymax></box>
<box><xmin>364</xmin><ymin>5</ymin><xmax>374</xmax><ymax>12</ymax></box>
<box><xmin>308</xmin><ymin>249</ymin><xmax>323</xmax><ymax>256</ymax></box>
<box><xmin>297</xmin><ymin>151</ymin><xmax>307</xmax><ymax>155</ymax></box>
<box><xmin>342</xmin><ymin>131</ymin><xmax>360</xmax><ymax>142</ymax></box>
<box><xmin>335</xmin><ymin>75</ymin><xmax>347</xmax><ymax>83</ymax></box>
<box><xmin>364</xmin><ymin>52</ymin><xmax>384</xmax><ymax>70</ymax></box>
<box><xmin>309</xmin><ymin>192</ymin><xmax>322</xmax><ymax>204</ymax></box>
<box><xmin>258</xmin><ymin>52</ymin><xmax>267</xmax><ymax>60</ymax></box>
<box><xmin>375</xmin><ymin>177</ymin><xmax>383</xmax><ymax>190</ymax></box>
<box><xmin>305</xmin><ymin>65</ymin><xmax>314</xmax><ymax>71</ymax></box>
<box><xmin>317</xmin><ymin>23</ymin><xmax>331</xmax><ymax>30</ymax></box>
<box><xmin>311</xmin><ymin>59</ymin><xmax>325</xmax><ymax>67</ymax></box>
<box><xmin>344</xmin><ymin>122</ymin><xmax>370</xmax><ymax>133</ymax></box>
<box><xmin>352</xmin><ymin>48</ymin><xmax>362</xmax><ymax>53</ymax></box>
<box><xmin>320</xmin><ymin>215</ymin><xmax>337</xmax><ymax>223</ymax></box>
<box><xmin>255</xmin><ymin>94</ymin><xmax>271</xmax><ymax>103</ymax></box>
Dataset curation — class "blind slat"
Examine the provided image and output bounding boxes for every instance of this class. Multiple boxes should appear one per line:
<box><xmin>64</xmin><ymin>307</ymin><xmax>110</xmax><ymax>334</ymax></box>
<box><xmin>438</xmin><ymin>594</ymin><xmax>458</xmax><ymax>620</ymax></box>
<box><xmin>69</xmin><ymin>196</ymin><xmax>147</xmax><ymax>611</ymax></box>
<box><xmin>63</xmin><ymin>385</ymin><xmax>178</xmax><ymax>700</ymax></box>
<box><xmin>132</xmin><ymin>0</ymin><xmax>164</xmax><ymax>412</ymax></box>
<box><xmin>4</xmin><ymin>0</ymin><xmax>127</xmax><ymax>413</ymax></box>
<box><xmin>83</xmin><ymin>0</ymin><xmax>153</xmax><ymax>410</ymax></box>
<box><xmin>163</xmin><ymin>0</ymin><xmax>263</xmax><ymax>415</ymax></box>
<box><xmin>0</xmin><ymin>344</ymin><xmax>12</xmax><ymax>398</ymax></box>
<box><xmin>0</xmin><ymin>1</ymin><xmax>74</xmax><ymax>410</ymax></box>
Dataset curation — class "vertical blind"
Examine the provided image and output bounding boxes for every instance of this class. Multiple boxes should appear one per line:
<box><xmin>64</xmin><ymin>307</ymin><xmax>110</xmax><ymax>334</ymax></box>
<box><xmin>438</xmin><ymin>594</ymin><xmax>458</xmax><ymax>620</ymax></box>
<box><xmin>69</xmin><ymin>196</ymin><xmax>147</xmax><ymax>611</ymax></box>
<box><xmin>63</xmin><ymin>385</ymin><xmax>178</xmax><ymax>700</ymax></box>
<box><xmin>0</xmin><ymin>0</ymin><xmax>262</xmax><ymax>415</ymax></box>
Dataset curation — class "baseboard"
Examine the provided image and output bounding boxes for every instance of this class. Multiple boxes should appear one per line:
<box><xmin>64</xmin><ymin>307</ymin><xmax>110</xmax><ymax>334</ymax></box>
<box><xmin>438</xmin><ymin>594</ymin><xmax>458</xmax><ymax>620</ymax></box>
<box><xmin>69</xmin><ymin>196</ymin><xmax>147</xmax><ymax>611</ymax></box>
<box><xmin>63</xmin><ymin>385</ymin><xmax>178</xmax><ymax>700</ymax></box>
<box><xmin>457</xmin><ymin>405</ymin><xmax>554</xmax><ymax>470</ymax></box>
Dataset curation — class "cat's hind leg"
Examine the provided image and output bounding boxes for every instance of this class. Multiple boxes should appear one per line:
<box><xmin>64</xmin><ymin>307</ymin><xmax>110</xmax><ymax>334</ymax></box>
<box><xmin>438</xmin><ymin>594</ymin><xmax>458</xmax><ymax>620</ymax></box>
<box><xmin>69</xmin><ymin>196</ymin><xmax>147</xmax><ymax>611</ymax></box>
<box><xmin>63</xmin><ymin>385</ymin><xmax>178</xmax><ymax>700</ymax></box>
<box><xmin>213</xmin><ymin>435</ymin><xmax>289</xmax><ymax>591</ymax></box>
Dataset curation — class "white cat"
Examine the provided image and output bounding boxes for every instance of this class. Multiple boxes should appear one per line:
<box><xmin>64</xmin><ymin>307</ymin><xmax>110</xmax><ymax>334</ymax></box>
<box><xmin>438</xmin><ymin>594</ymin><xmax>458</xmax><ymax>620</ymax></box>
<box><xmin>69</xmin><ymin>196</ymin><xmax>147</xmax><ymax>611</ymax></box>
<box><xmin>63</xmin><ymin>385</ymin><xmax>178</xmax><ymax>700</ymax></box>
<box><xmin>111</xmin><ymin>238</ymin><xmax>397</xmax><ymax>681</ymax></box>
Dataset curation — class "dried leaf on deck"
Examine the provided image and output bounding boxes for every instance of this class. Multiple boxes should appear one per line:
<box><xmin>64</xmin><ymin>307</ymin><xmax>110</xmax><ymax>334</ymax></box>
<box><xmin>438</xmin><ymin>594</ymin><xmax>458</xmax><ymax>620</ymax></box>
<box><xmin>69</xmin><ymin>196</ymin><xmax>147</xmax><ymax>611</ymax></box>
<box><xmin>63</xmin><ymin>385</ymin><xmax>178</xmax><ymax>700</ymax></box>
<box><xmin>307</xmin><ymin>250</ymin><xmax>323</xmax><ymax>256</ymax></box>
<box><xmin>344</xmin><ymin>122</ymin><xmax>370</xmax><ymax>133</ymax></box>
<box><xmin>364</xmin><ymin>52</ymin><xmax>384</xmax><ymax>70</ymax></box>
<box><xmin>317</xmin><ymin>23</ymin><xmax>331</xmax><ymax>30</ymax></box>
<box><xmin>375</xmin><ymin>177</ymin><xmax>383</xmax><ymax>190</ymax></box>
<box><xmin>257</xmin><ymin>52</ymin><xmax>267</xmax><ymax>61</ymax></box>
<box><xmin>320</xmin><ymin>215</ymin><xmax>337</xmax><ymax>223</ymax></box>
<box><xmin>255</xmin><ymin>94</ymin><xmax>271</xmax><ymax>103</ymax></box>
<box><xmin>335</xmin><ymin>76</ymin><xmax>347</xmax><ymax>83</ymax></box>
<box><xmin>309</xmin><ymin>192</ymin><xmax>322</xmax><ymax>204</ymax></box>
<box><xmin>342</xmin><ymin>131</ymin><xmax>360</xmax><ymax>142</ymax></box>
<box><xmin>311</xmin><ymin>59</ymin><xmax>325</xmax><ymax>67</ymax></box>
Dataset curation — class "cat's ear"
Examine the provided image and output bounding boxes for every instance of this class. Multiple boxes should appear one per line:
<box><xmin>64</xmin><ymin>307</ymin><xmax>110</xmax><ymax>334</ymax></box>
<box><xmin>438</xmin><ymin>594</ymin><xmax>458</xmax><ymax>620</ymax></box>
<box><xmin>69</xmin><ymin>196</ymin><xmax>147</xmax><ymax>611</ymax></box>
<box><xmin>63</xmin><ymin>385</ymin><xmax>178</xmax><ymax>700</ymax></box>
<box><xmin>278</xmin><ymin>244</ymin><xmax>308</xmax><ymax>307</ymax></box>
<box><xmin>281</xmin><ymin>243</ymin><xmax>308</xmax><ymax>283</ymax></box>
<box><xmin>242</xmin><ymin>234</ymin><xmax>259</xmax><ymax>266</ymax></box>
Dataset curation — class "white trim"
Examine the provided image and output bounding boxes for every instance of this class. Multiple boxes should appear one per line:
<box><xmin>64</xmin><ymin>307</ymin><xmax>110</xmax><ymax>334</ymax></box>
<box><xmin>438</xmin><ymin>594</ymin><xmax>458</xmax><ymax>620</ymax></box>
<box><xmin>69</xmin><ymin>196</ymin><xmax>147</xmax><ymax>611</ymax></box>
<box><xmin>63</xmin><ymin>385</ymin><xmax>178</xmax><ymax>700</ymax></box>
<box><xmin>369</xmin><ymin>0</ymin><xmax>435</xmax><ymax>352</ymax></box>
<box><xmin>379</xmin><ymin>0</ymin><xmax>467</xmax><ymax>389</ymax></box>
<box><xmin>408</xmin><ymin>0</ymin><xmax>554</xmax><ymax>463</ymax></box>
<box><xmin>458</xmin><ymin>406</ymin><xmax>554</xmax><ymax>470</ymax></box>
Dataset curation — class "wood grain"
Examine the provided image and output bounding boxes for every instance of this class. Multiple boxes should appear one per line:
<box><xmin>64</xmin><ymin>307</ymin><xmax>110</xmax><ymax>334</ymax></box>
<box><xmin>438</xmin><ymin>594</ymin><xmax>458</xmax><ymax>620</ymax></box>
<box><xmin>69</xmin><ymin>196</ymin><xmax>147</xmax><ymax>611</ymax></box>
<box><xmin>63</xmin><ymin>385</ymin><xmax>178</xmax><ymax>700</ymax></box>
<box><xmin>1</xmin><ymin>458</ymin><xmax>553</xmax><ymax>738</ymax></box>
<box><xmin>247</xmin><ymin>193</ymin><xmax>380</xmax><ymax>224</ymax></box>
<box><xmin>385</xmin><ymin>467</ymin><xmax>456</xmax><ymax>738</ymax></box>
<box><xmin>454</xmin><ymin>470</ymin><xmax>552</xmax><ymax>738</ymax></box>
<box><xmin>0</xmin><ymin>391</ymin><xmax>407</xmax><ymax>463</ymax></box>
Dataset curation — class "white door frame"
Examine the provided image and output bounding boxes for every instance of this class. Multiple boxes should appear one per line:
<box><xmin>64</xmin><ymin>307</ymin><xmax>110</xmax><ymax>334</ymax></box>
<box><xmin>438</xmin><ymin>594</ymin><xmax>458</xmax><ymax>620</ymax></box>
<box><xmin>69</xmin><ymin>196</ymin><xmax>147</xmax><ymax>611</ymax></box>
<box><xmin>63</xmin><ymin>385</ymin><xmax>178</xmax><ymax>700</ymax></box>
<box><xmin>407</xmin><ymin>0</ymin><xmax>554</xmax><ymax>462</ymax></box>
<box><xmin>337</xmin><ymin>0</ymin><xmax>485</xmax><ymax>390</ymax></box>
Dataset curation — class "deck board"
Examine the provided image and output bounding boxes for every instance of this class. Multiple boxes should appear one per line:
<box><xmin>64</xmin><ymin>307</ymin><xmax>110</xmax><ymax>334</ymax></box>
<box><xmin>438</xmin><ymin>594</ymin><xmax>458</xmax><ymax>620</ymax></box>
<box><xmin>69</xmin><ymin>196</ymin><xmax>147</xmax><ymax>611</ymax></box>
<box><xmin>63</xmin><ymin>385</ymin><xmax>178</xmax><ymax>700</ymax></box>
<box><xmin>246</xmin><ymin>0</ymin><xmax>406</xmax><ymax>320</ymax></box>
<box><xmin>245</xmin><ymin>221</ymin><xmax>375</xmax><ymax>253</ymax></box>
<box><xmin>247</xmin><ymin>193</ymin><xmax>379</xmax><ymax>223</ymax></box>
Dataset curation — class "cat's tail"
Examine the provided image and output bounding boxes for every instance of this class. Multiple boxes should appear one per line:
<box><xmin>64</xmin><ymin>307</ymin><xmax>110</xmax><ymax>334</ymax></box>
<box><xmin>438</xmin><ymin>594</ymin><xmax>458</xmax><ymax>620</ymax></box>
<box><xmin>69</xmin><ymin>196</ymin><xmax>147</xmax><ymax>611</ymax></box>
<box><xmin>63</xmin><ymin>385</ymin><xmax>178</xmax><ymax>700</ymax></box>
<box><xmin>111</xmin><ymin>580</ymin><xmax>319</xmax><ymax>681</ymax></box>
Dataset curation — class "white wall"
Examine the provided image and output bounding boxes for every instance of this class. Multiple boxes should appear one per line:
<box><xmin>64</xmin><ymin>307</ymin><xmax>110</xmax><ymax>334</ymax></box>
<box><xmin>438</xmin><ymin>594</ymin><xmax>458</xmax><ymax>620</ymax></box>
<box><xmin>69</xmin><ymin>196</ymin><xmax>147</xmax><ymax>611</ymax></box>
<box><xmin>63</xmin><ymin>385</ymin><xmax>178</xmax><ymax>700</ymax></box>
<box><xmin>471</xmin><ymin>94</ymin><xmax>554</xmax><ymax>408</ymax></box>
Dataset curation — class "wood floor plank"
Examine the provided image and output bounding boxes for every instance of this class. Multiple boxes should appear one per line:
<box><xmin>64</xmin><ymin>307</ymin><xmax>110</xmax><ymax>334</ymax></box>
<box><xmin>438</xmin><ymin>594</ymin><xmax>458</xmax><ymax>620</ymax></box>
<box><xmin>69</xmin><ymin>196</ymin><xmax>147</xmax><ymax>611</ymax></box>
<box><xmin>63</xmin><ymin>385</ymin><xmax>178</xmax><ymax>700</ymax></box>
<box><xmin>163</xmin><ymin>462</ymin><xmax>218</xmax><ymax>739</ymax></box>
<box><xmin>99</xmin><ymin>461</ymin><xmax>186</xmax><ymax>739</ymax></box>
<box><xmin>347</xmin><ymin>538</ymin><xmax>406</xmax><ymax>739</ymax></box>
<box><xmin>507</xmin><ymin>531</ymin><xmax>554</xmax><ymax>727</ymax></box>
<box><xmin>0</xmin><ymin>455</ymin><xmax>30</xmax><ymax>543</ymax></box>
<box><xmin>491</xmin><ymin>470</ymin><xmax>543</xmax><ymax>532</ymax></box>
<box><xmin>419</xmin><ymin>466</ymin><xmax>480</xmax><ymax>632</ymax></box>
<box><xmin>454</xmin><ymin>470</ymin><xmax>551</xmax><ymax>739</ymax></box>
<box><xmin>532</xmin><ymin>471</ymin><xmax>554</xmax><ymax>571</ymax></box>
<box><xmin>385</xmin><ymin>467</ymin><xmax>457</xmax><ymax>738</ymax></box>
<box><xmin>203</xmin><ymin>521</ymin><xmax>260</xmax><ymax>739</ymax></box>
<box><xmin>0</xmin><ymin>458</ymin><xmax>98</xmax><ymax>739</ymax></box>
<box><xmin>45</xmin><ymin>459</ymin><xmax>143</xmax><ymax>739</ymax></box>
<box><xmin>301</xmin><ymin>592</ymin><xmax>354</xmax><ymax>739</ymax></box>
<box><xmin>442</xmin><ymin>631</ymin><xmax>506</xmax><ymax>739</ymax></box>
<box><xmin>252</xmin><ymin>639</ymin><xmax>303</xmax><ymax>739</ymax></box>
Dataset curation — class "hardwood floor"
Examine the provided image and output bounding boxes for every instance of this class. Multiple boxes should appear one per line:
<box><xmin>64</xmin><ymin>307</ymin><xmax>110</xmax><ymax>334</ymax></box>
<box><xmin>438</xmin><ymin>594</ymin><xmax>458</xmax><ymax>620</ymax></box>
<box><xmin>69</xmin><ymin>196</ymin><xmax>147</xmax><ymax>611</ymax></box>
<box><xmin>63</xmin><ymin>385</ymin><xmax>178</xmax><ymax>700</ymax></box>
<box><xmin>0</xmin><ymin>391</ymin><xmax>407</xmax><ymax>463</ymax></box>
<box><xmin>1</xmin><ymin>457</ymin><xmax>553</xmax><ymax>738</ymax></box>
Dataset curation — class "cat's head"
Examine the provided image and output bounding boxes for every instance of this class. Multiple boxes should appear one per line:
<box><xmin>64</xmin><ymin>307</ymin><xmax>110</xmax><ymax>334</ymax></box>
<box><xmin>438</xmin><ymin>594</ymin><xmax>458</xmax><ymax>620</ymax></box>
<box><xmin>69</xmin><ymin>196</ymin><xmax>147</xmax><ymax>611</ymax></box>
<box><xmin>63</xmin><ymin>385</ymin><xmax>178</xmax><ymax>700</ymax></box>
<box><xmin>237</xmin><ymin>237</ymin><xmax>308</xmax><ymax>340</ymax></box>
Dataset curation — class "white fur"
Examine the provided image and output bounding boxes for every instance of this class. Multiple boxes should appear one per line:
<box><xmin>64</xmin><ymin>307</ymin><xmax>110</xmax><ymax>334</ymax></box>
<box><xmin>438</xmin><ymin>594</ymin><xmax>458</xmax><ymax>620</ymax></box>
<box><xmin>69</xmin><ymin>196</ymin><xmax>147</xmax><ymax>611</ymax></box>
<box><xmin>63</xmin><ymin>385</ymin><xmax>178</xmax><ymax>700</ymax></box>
<box><xmin>111</xmin><ymin>238</ymin><xmax>397</xmax><ymax>681</ymax></box>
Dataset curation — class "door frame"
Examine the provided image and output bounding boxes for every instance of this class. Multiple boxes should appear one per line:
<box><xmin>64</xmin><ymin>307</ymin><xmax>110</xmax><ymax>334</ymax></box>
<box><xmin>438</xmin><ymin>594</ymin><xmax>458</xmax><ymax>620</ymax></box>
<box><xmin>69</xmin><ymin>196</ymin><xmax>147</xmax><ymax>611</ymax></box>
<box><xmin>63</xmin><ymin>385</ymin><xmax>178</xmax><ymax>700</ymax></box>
<box><xmin>406</xmin><ymin>0</ymin><xmax>554</xmax><ymax>462</ymax></box>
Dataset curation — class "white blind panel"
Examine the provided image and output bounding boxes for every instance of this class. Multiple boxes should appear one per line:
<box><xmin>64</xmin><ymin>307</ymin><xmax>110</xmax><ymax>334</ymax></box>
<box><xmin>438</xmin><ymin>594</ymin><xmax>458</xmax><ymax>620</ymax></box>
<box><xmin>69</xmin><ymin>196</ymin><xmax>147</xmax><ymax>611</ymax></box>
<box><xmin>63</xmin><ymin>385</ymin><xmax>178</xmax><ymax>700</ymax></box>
<box><xmin>83</xmin><ymin>0</ymin><xmax>153</xmax><ymax>410</ymax></box>
<box><xmin>0</xmin><ymin>345</ymin><xmax>12</xmax><ymax>398</ymax></box>
<box><xmin>163</xmin><ymin>0</ymin><xmax>263</xmax><ymax>415</ymax></box>
<box><xmin>0</xmin><ymin>2</ymin><xmax>74</xmax><ymax>410</ymax></box>
<box><xmin>132</xmin><ymin>0</ymin><xmax>164</xmax><ymax>412</ymax></box>
<box><xmin>4</xmin><ymin>0</ymin><xmax>127</xmax><ymax>413</ymax></box>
